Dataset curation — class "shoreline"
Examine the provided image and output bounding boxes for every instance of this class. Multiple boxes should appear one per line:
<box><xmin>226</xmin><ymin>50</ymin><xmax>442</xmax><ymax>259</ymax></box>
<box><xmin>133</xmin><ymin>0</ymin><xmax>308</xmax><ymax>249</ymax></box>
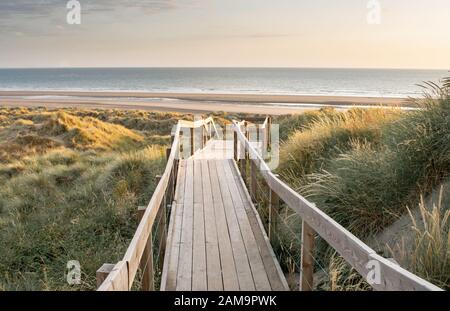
<box><xmin>0</xmin><ymin>91</ymin><xmax>412</xmax><ymax>115</ymax></box>
<box><xmin>0</xmin><ymin>90</ymin><xmax>409</xmax><ymax>104</ymax></box>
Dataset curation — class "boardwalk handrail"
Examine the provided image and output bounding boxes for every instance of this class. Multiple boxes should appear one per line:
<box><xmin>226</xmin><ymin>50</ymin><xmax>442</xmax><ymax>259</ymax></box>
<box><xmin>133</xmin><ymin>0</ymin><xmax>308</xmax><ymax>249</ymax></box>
<box><xmin>232</xmin><ymin>119</ymin><xmax>442</xmax><ymax>291</ymax></box>
<box><xmin>97</xmin><ymin>117</ymin><xmax>217</xmax><ymax>291</ymax></box>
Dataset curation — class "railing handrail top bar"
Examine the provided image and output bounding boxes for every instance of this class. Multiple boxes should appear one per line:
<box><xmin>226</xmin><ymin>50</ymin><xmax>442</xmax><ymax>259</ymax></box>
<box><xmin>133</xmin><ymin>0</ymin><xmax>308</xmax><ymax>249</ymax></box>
<box><xmin>231</xmin><ymin>119</ymin><xmax>442</xmax><ymax>291</ymax></box>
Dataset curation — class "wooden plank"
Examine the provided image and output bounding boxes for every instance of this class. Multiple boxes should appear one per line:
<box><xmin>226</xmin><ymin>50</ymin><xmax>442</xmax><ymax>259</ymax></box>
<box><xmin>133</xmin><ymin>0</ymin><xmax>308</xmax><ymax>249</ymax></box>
<box><xmin>192</xmin><ymin>160</ymin><xmax>207</xmax><ymax>290</ymax></box>
<box><xmin>160</xmin><ymin>201</ymin><xmax>178</xmax><ymax>291</ymax></box>
<box><xmin>190</xmin><ymin>128</ymin><xmax>194</xmax><ymax>156</ymax></box>
<box><xmin>141</xmin><ymin>232</ymin><xmax>154</xmax><ymax>291</ymax></box>
<box><xmin>234</xmin><ymin>131</ymin><xmax>238</xmax><ymax>161</ymax></box>
<box><xmin>158</xmin><ymin>201</ymin><xmax>167</xmax><ymax>263</ymax></box>
<box><xmin>300</xmin><ymin>221</ymin><xmax>315</xmax><ymax>291</ymax></box>
<box><xmin>96</xmin><ymin>263</ymin><xmax>115</xmax><ymax>289</ymax></box>
<box><xmin>368</xmin><ymin>253</ymin><xmax>443</xmax><ymax>291</ymax></box>
<box><xmin>269</xmin><ymin>188</ymin><xmax>279</xmax><ymax>242</ymax></box>
<box><xmin>201</xmin><ymin>160</ymin><xmax>223</xmax><ymax>291</ymax></box>
<box><xmin>220</xmin><ymin>160</ymin><xmax>271</xmax><ymax>291</ymax></box>
<box><xmin>208</xmin><ymin>160</ymin><xmax>240</xmax><ymax>291</ymax></box>
<box><xmin>138</xmin><ymin>205</ymin><xmax>154</xmax><ymax>291</ymax></box>
<box><xmin>176</xmin><ymin>159</ymin><xmax>194</xmax><ymax>290</ymax></box>
<box><xmin>214</xmin><ymin>160</ymin><xmax>255</xmax><ymax>291</ymax></box>
<box><xmin>230</xmin><ymin>160</ymin><xmax>289</xmax><ymax>291</ymax></box>
<box><xmin>250</xmin><ymin>160</ymin><xmax>257</xmax><ymax>201</ymax></box>
<box><xmin>164</xmin><ymin>160</ymin><xmax>186</xmax><ymax>290</ymax></box>
<box><xmin>97</xmin><ymin>261</ymin><xmax>128</xmax><ymax>291</ymax></box>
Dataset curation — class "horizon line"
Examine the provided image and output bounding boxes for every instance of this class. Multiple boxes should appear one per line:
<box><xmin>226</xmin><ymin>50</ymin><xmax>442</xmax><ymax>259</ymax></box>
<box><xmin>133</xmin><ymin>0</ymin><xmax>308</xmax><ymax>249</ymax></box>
<box><xmin>0</xmin><ymin>66</ymin><xmax>449</xmax><ymax>71</ymax></box>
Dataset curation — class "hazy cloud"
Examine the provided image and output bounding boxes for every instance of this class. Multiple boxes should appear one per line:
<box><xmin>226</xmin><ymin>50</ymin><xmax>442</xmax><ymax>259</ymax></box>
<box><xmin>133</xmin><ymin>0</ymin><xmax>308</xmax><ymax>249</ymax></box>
<box><xmin>0</xmin><ymin>0</ymin><xmax>194</xmax><ymax>35</ymax></box>
<box><xmin>0</xmin><ymin>1</ymin><xmax>184</xmax><ymax>17</ymax></box>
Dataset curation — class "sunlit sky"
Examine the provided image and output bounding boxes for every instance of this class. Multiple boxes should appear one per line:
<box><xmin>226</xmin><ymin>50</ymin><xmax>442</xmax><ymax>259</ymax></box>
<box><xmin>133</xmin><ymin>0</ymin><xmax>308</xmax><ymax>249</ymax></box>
<box><xmin>1</xmin><ymin>0</ymin><xmax>450</xmax><ymax>69</ymax></box>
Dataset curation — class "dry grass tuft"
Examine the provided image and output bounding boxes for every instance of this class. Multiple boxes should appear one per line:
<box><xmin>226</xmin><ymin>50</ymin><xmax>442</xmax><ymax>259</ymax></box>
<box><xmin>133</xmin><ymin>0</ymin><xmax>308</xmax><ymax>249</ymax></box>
<box><xmin>40</xmin><ymin>111</ymin><xmax>144</xmax><ymax>150</ymax></box>
<box><xmin>392</xmin><ymin>187</ymin><xmax>449</xmax><ymax>289</ymax></box>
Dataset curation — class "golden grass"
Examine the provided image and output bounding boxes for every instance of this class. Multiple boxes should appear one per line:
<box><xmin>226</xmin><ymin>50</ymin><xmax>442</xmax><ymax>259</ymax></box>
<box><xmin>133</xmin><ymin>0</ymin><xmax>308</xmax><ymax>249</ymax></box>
<box><xmin>274</xmin><ymin>90</ymin><xmax>449</xmax><ymax>289</ymax></box>
<box><xmin>278</xmin><ymin>108</ymin><xmax>400</xmax><ymax>182</ymax></box>
<box><xmin>391</xmin><ymin>186</ymin><xmax>450</xmax><ymax>289</ymax></box>
<box><xmin>0</xmin><ymin>110</ymin><xmax>147</xmax><ymax>162</ymax></box>
<box><xmin>0</xmin><ymin>106</ymin><xmax>248</xmax><ymax>290</ymax></box>
<box><xmin>41</xmin><ymin>111</ymin><xmax>144</xmax><ymax>149</ymax></box>
<box><xmin>320</xmin><ymin>253</ymin><xmax>371</xmax><ymax>291</ymax></box>
<box><xmin>0</xmin><ymin>107</ymin><xmax>173</xmax><ymax>290</ymax></box>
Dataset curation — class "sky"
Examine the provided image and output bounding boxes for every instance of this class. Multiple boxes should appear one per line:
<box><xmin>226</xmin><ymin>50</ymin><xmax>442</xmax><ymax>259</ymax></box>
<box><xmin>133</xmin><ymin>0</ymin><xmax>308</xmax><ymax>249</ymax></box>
<box><xmin>0</xmin><ymin>0</ymin><xmax>450</xmax><ymax>69</ymax></box>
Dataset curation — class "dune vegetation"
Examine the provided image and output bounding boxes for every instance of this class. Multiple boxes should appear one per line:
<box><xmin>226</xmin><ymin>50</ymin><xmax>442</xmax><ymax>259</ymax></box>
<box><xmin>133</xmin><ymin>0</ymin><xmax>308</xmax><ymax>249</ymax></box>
<box><xmin>0</xmin><ymin>83</ymin><xmax>448</xmax><ymax>291</ymax></box>
<box><xmin>0</xmin><ymin>107</ymin><xmax>267</xmax><ymax>291</ymax></box>
<box><xmin>0</xmin><ymin>108</ymin><xmax>187</xmax><ymax>290</ymax></box>
<box><xmin>274</xmin><ymin>80</ymin><xmax>450</xmax><ymax>290</ymax></box>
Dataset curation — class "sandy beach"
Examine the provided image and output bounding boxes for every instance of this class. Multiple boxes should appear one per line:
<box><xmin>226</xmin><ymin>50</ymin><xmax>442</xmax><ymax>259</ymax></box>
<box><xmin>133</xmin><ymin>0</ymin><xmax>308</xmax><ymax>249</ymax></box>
<box><xmin>0</xmin><ymin>91</ymin><xmax>411</xmax><ymax>115</ymax></box>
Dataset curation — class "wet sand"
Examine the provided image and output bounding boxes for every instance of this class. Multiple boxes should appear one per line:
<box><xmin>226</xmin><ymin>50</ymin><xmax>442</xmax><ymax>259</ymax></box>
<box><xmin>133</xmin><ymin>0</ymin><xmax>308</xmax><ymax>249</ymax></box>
<box><xmin>0</xmin><ymin>91</ymin><xmax>411</xmax><ymax>115</ymax></box>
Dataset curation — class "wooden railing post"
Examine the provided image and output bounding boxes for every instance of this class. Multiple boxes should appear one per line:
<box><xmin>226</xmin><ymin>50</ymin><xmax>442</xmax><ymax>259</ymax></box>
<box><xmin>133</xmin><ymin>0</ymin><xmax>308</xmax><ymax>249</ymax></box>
<box><xmin>179</xmin><ymin>131</ymin><xmax>184</xmax><ymax>159</ymax></box>
<box><xmin>249</xmin><ymin>124</ymin><xmax>258</xmax><ymax>200</ymax></box>
<box><xmin>167</xmin><ymin>136</ymin><xmax>178</xmax><ymax>203</ymax></box>
<box><xmin>190</xmin><ymin>127</ymin><xmax>194</xmax><ymax>156</ymax></box>
<box><xmin>155</xmin><ymin>175</ymin><xmax>167</xmax><ymax>270</ymax></box>
<box><xmin>166</xmin><ymin>147</ymin><xmax>171</xmax><ymax>162</ymax></box>
<box><xmin>233</xmin><ymin>128</ymin><xmax>238</xmax><ymax>161</ymax></box>
<box><xmin>300</xmin><ymin>221</ymin><xmax>315</xmax><ymax>291</ymax></box>
<box><xmin>170</xmin><ymin>156</ymin><xmax>177</xmax><ymax>206</ymax></box>
<box><xmin>223</xmin><ymin>123</ymin><xmax>227</xmax><ymax>141</ymax></box>
<box><xmin>204</xmin><ymin>124</ymin><xmax>207</xmax><ymax>146</ymax></box>
<box><xmin>137</xmin><ymin>205</ymin><xmax>154</xmax><ymax>291</ymax></box>
<box><xmin>165</xmin><ymin>147</ymin><xmax>174</xmax><ymax>214</ymax></box>
<box><xmin>262</xmin><ymin>118</ymin><xmax>268</xmax><ymax>160</ymax></box>
<box><xmin>250</xmin><ymin>160</ymin><xmax>257</xmax><ymax>201</ymax></box>
<box><xmin>96</xmin><ymin>263</ymin><xmax>115</xmax><ymax>288</ymax></box>
<box><xmin>240</xmin><ymin>122</ymin><xmax>248</xmax><ymax>179</ymax></box>
<box><xmin>267</xmin><ymin>116</ymin><xmax>272</xmax><ymax>151</ymax></box>
<box><xmin>256</xmin><ymin>124</ymin><xmax>260</xmax><ymax>146</ymax></box>
<box><xmin>269</xmin><ymin>185</ymin><xmax>279</xmax><ymax>242</ymax></box>
<box><xmin>245</xmin><ymin>123</ymin><xmax>250</xmax><ymax>161</ymax></box>
<box><xmin>201</xmin><ymin>119</ymin><xmax>205</xmax><ymax>149</ymax></box>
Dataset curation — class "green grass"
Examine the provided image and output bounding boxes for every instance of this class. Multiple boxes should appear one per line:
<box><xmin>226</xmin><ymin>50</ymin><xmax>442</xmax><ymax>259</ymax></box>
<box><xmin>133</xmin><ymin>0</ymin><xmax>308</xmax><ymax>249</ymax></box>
<box><xmin>275</xmin><ymin>81</ymin><xmax>450</xmax><ymax>289</ymax></box>
<box><xmin>316</xmin><ymin>252</ymin><xmax>371</xmax><ymax>291</ymax></box>
<box><xmin>299</xmin><ymin>95</ymin><xmax>450</xmax><ymax>237</ymax></box>
<box><xmin>0</xmin><ymin>108</ymin><xmax>170</xmax><ymax>290</ymax></box>
<box><xmin>0</xmin><ymin>107</ymin><xmax>263</xmax><ymax>291</ymax></box>
<box><xmin>278</xmin><ymin>108</ymin><xmax>399</xmax><ymax>191</ymax></box>
<box><xmin>276</xmin><ymin>107</ymin><xmax>340</xmax><ymax>142</ymax></box>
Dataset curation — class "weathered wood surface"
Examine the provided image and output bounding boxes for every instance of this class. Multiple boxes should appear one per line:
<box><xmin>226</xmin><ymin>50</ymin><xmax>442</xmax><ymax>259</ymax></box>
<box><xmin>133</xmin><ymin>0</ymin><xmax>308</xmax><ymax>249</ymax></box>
<box><xmin>193</xmin><ymin>139</ymin><xmax>262</xmax><ymax>160</ymax></box>
<box><xmin>98</xmin><ymin>116</ymin><xmax>442</xmax><ymax>292</ymax></box>
<box><xmin>300</xmin><ymin>221</ymin><xmax>315</xmax><ymax>291</ymax></box>
<box><xmin>96</xmin><ymin>263</ymin><xmax>115</xmax><ymax>288</ymax></box>
<box><xmin>161</xmin><ymin>158</ymin><xmax>289</xmax><ymax>291</ymax></box>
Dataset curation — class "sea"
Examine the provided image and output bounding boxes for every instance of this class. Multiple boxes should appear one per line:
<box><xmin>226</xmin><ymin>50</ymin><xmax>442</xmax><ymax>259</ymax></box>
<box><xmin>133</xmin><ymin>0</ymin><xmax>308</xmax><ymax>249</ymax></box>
<box><xmin>0</xmin><ymin>68</ymin><xmax>448</xmax><ymax>98</ymax></box>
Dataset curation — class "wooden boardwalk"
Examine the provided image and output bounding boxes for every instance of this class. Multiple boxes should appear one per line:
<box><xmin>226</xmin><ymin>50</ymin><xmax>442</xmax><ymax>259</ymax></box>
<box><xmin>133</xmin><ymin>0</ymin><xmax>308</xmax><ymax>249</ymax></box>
<box><xmin>191</xmin><ymin>139</ymin><xmax>262</xmax><ymax>160</ymax></box>
<box><xmin>161</xmin><ymin>145</ymin><xmax>288</xmax><ymax>290</ymax></box>
<box><xmin>97</xmin><ymin>118</ymin><xmax>442</xmax><ymax>292</ymax></box>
